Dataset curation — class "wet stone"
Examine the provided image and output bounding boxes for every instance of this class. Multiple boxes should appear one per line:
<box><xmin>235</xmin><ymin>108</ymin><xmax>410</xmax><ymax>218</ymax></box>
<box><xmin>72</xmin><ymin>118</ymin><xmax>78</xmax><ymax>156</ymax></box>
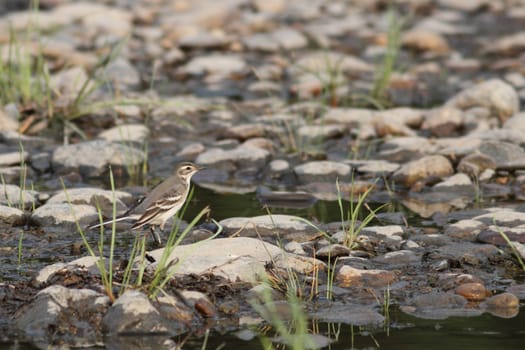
<box><xmin>373</xmin><ymin>250</ymin><xmax>420</xmax><ymax>266</ymax></box>
<box><xmin>32</xmin><ymin>203</ymin><xmax>98</xmax><ymax>229</ymax></box>
<box><xmin>294</xmin><ymin>161</ymin><xmax>351</xmax><ymax>184</ymax></box>
<box><xmin>457</xmin><ymin>153</ymin><xmax>497</xmax><ymax>178</ymax></box>
<box><xmin>0</xmin><ymin>204</ymin><xmax>24</xmax><ymax>224</ymax></box>
<box><xmin>446</xmin><ymin>79</ymin><xmax>519</xmax><ymax>123</ymax></box>
<box><xmin>0</xmin><ymin>150</ymin><xmax>28</xmax><ymax>166</ymax></box>
<box><xmin>309</xmin><ymin>304</ymin><xmax>385</xmax><ymax>326</ymax></box>
<box><xmin>444</xmin><ymin>219</ymin><xmax>484</xmax><ymax>241</ymax></box>
<box><xmin>336</xmin><ymin>265</ymin><xmax>396</xmax><ymax>288</ymax></box>
<box><xmin>0</xmin><ymin>184</ymin><xmax>37</xmax><ymax>209</ymax></box>
<box><xmin>401</xmin><ymin>292</ymin><xmax>482</xmax><ymax>320</ymax></box>
<box><xmin>52</xmin><ymin>140</ymin><xmax>146</xmax><ymax>178</ymax></box>
<box><xmin>392</xmin><ymin>155</ymin><xmax>454</xmax><ymax>187</ymax></box>
<box><xmin>455</xmin><ymin>282</ymin><xmax>490</xmax><ymax>301</ymax></box>
<box><xmin>219</xmin><ymin>215</ymin><xmax>319</xmax><ymax>241</ymax></box>
<box><xmin>146</xmin><ymin>237</ymin><xmax>325</xmax><ymax>283</ymax></box>
<box><xmin>195</xmin><ymin>145</ymin><xmax>270</xmax><ymax>171</ymax></box>
<box><xmin>16</xmin><ymin>285</ymin><xmax>110</xmax><ymax>347</ymax></box>
<box><xmin>103</xmin><ymin>290</ymin><xmax>186</xmax><ymax>335</ymax></box>
<box><xmin>316</xmin><ymin>244</ymin><xmax>351</xmax><ymax>259</ymax></box>
<box><xmin>97</xmin><ymin>124</ymin><xmax>150</xmax><ymax>144</ymax></box>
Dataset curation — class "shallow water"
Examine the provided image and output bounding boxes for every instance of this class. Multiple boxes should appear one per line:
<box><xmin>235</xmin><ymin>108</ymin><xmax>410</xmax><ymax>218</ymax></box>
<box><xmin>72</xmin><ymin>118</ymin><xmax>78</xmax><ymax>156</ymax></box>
<box><xmin>2</xmin><ymin>185</ymin><xmax>524</xmax><ymax>349</ymax></box>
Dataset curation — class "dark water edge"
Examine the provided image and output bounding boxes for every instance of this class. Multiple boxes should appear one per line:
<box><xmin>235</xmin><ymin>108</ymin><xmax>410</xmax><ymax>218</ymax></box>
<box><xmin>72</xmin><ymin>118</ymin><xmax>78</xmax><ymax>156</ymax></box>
<box><xmin>2</xmin><ymin>306</ymin><xmax>524</xmax><ymax>350</ymax></box>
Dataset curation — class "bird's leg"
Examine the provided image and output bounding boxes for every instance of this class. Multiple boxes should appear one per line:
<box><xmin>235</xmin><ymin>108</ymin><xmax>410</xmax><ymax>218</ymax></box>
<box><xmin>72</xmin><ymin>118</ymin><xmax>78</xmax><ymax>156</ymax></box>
<box><xmin>150</xmin><ymin>225</ymin><xmax>162</xmax><ymax>246</ymax></box>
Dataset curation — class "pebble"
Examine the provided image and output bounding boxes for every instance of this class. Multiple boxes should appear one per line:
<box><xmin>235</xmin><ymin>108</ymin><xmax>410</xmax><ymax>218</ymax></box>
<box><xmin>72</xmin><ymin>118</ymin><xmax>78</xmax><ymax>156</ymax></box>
<box><xmin>455</xmin><ymin>282</ymin><xmax>490</xmax><ymax>301</ymax></box>
<box><xmin>293</xmin><ymin>161</ymin><xmax>352</xmax><ymax>184</ymax></box>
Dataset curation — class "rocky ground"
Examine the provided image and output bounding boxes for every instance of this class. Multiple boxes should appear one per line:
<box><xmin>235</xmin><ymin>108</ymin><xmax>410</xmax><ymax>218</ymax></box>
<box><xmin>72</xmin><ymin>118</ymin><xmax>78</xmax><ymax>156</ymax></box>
<box><xmin>1</xmin><ymin>0</ymin><xmax>525</xmax><ymax>348</ymax></box>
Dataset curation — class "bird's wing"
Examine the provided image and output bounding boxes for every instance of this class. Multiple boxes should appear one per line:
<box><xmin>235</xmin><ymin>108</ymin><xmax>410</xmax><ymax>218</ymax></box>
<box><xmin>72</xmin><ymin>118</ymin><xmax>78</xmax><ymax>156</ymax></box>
<box><xmin>130</xmin><ymin>191</ymin><xmax>183</xmax><ymax>230</ymax></box>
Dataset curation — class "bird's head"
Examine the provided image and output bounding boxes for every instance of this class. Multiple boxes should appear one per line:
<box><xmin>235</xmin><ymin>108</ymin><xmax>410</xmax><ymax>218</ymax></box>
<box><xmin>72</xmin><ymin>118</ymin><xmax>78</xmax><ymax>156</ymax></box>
<box><xmin>176</xmin><ymin>162</ymin><xmax>203</xmax><ymax>180</ymax></box>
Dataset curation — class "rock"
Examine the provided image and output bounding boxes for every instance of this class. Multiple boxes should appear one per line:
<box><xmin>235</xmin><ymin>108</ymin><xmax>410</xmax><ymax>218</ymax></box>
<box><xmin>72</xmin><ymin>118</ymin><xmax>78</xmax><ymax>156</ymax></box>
<box><xmin>180</xmin><ymin>54</ymin><xmax>247</xmax><ymax>76</ymax></box>
<box><xmin>483</xmin><ymin>292</ymin><xmax>520</xmax><ymax>318</ymax></box>
<box><xmin>316</xmin><ymin>244</ymin><xmax>351</xmax><ymax>259</ymax></box>
<box><xmin>97</xmin><ymin>124</ymin><xmax>150</xmax><ymax>144</ymax></box>
<box><xmin>179</xmin><ymin>31</ymin><xmax>231</xmax><ymax>49</ymax></box>
<box><xmin>401</xmin><ymin>292</ymin><xmax>482</xmax><ymax>319</ymax></box>
<box><xmin>103</xmin><ymin>290</ymin><xmax>186</xmax><ymax>335</ymax></box>
<box><xmin>457</xmin><ymin>153</ymin><xmax>497</xmax><ymax>178</ymax></box>
<box><xmin>197</xmin><ymin>145</ymin><xmax>270</xmax><ymax>170</ymax></box>
<box><xmin>33</xmin><ymin>256</ymin><xmax>102</xmax><ymax>287</ymax></box>
<box><xmin>220</xmin><ymin>215</ymin><xmax>319</xmax><ymax>241</ymax></box>
<box><xmin>0</xmin><ymin>204</ymin><xmax>24</xmax><ymax>224</ymax></box>
<box><xmin>455</xmin><ymin>282</ymin><xmax>490</xmax><ymax>301</ymax></box>
<box><xmin>0</xmin><ymin>107</ymin><xmax>18</xmax><ymax>132</ymax></box>
<box><xmin>476</xmin><ymin>226</ymin><xmax>525</xmax><ymax>245</ymax></box>
<box><xmin>292</xmin><ymin>51</ymin><xmax>373</xmax><ymax>76</ymax></box>
<box><xmin>50</xmin><ymin>67</ymin><xmax>92</xmax><ymax>105</ymax></box>
<box><xmin>446</xmin><ymin>79</ymin><xmax>519</xmax><ymax>123</ymax></box>
<box><xmin>0</xmin><ymin>184</ymin><xmax>37</xmax><ymax>209</ymax></box>
<box><xmin>422</xmin><ymin>107</ymin><xmax>463</xmax><ymax>137</ymax></box>
<box><xmin>0</xmin><ymin>150</ymin><xmax>28</xmax><ymax>166</ymax></box>
<box><xmin>46</xmin><ymin>187</ymin><xmax>132</xmax><ymax>217</ymax></box>
<box><xmin>503</xmin><ymin>112</ymin><xmax>525</xmax><ymax>132</ymax></box>
<box><xmin>433</xmin><ymin>173</ymin><xmax>473</xmax><ymax>190</ymax></box>
<box><xmin>146</xmin><ymin>237</ymin><xmax>325</xmax><ymax>283</ymax></box>
<box><xmin>373</xmin><ymin>250</ymin><xmax>420</xmax><ymax>265</ymax></box>
<box><xmin>16</xmin><ymin>285</ymin><xmax>110</xmax><ymax>347</ymax></box>
<box><xmin>402</xmin><ymin>30</ymin><xmax>450</xmax><ymax>54</ymax></box>
<box><xmin>473</xmin><ymin>209</ymin><xmax>525</xmax><ymax>226</ymax></box>
<box><xmin>32</xmin><ymin>202</ymin><xmax>98</xmax><ymax>228</ymax></box>
<box><xmin>297</xmin><ymin>125</ymin><xmax>344</xmax><ymax>142</ymax></box>
<box><xmin>444</xmin><ymin>219</ymin><xmax>484</xmax><ymax>241</ymax></box>
<box><xmin>377</xmin><ymin>137</ymin><xmax>435</xmax><ymax>163</ymax></box>
<box><xmin>483</xmin><ymin>31</ymin><xmax>525</xmax><ymax>56</ymax></box>
<box><xmin>435</xmin><ymin>242</ymin><xmax>500</xmax><ymax>265</ymax></box>
<box><xmin>478</xmin><ymin>141</ymin><xmax>525</xmax><ymax>166</ymax></box>
<box><xmin>176</xmin><ymin>142</ymin><xmax>206</xmax><ymax>159</ymax></box>
<box><xmin>294</xmin><ymin>161</ymin><xmax>352</xmax><ymax>184</ymax></box>
<box><xmin>268</xmin><ymin>159</ymin><xmax>290</xmax><ymax>173</ymax></box>
<box><xmin>392</xmin><ymin>155</ymin><xmax>453</xmax><ymax>187</ymax></box>
<box><xmin>336</xmin><ymin>265</ymin><xmax>396</xmax><ymax>288</ymax></box>
<box><xmin>52</xmin><ymin>140</ymin><xmax>146</xmax><ymax>178</ymax></box>
<box><xmin>244</xmin><ymin>28</ymin><xmax>307</xmax><ymax>52</ymax></box>
<box><xmin>309</xmin><ymin>304</ymin><xmax>385</xmax><ymax>326</ymax></box>
<box><xmin>323</xmin><ymin>108</ymin><xmax>374</xmax><ymax>126</ymax></box>
<box><xmin>354</xmin><ymin>160</ymin><xmax>400</xmax><ymax>174</ymax></box>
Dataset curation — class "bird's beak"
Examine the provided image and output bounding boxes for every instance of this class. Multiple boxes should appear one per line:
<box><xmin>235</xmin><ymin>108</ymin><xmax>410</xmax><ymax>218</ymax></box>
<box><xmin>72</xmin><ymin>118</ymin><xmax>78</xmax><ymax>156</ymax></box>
<box><xmin>196</xmin><ymin>164</ymin><xmax>206</xmax><ymax>171</ymax></box>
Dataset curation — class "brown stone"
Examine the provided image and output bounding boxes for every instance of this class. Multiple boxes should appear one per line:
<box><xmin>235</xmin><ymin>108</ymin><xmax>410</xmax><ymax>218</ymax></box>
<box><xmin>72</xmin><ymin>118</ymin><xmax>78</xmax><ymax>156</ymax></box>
<box><xmin>455</xmin><ymin>282</ymin><xmax>490</xmax><ymax>301</ymax></box>
<box><xmin>336</xmin><ymin>265</ymin><xmax>396</xmax><ymax>288</ymax></box>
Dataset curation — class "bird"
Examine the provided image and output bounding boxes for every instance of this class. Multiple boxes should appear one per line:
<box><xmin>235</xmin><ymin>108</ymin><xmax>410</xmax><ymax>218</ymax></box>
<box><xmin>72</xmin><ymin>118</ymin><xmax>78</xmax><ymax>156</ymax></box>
<box><xmin>88</xmin><ymin>162</ymin><xmax>203</xmax><ymax>238</ymax></box>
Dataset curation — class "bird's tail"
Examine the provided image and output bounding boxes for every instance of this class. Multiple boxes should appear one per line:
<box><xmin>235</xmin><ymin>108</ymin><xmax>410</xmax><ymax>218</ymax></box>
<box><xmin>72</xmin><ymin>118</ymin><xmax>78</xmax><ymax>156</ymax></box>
<box><xmin>86</xmin><ymin>216</ymin><xmax>133</xmax><ymax>230</ymax></box>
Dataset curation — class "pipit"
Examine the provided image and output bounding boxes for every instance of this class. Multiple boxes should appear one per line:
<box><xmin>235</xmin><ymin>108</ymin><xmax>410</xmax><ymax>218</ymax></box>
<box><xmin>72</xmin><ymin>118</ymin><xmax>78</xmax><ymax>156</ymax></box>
<box><xmin>88</xmin><ymin>162</ymin><xmax>203</xmax><ymax>241</ymax></box>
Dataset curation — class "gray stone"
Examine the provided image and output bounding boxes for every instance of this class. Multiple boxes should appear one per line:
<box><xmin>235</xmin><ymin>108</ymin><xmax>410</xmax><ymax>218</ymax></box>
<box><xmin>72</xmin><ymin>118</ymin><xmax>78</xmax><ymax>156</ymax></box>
<box><xmin>195</xmin><ymin>145</ymin><xmax>270</xmax><ymax>170</ymax></box>
<box><xmin>377</xmin><ymin>137</ymin><xmax>436</xmax><ymax>162</ymax></box>
<box><xmin>180</xmin><ymin>54</ymin><xmax>247</xmax><ymax>76</ymax></box>
<box><xmin>309</xmin><ymin>304</ymin><xmax>384</xmax><ymax>326</ymax></box>
<box><xmin>0</xmin><ymin>184</ymin><xmax>36</xmax><ymax>209</ymax></box>
<box><xmin>103</xmin><ymin>290</ymin><xmax>182</xmax><ymax>335</ymax></box>
<box><xmin>446</xmin><ymin>79</ymin><xmax>519</xmax><ymax>122</ymax></box>
<box><xmin>52</xmin><ymin>140</ymin><xmax>146</xmax><ymax>178</ymax></box>
<box><xmin>0</xmin><ymin>150</ymin><xmax>28</xmax><ymax>166</ymax></box>
<box><xmin>373</xmin><ymin>250</ymin><xmax>420</xmax><ymax>265</ymax></box>
<box><xmin>316</xmin><ymin>244</ymin><xmax>351</xmax><ymax>259</ymax></box>
<box><xmin>401</xmin><ymin>292</ymin><xmax>482</xmax><ymax>320</ymax></box>
<box><xmin>392</xmin><ymin>155</ymin><xmax>454</xmax><ymax>187</ymax></box>
<box><xmin>457</xmin><ymin>153</ymin><xmax>497</xmax><ymax>177</ymax></box>
<box><xmin>33</xmin><ymin>256</ymin><xmax>102</xmax><ymax>287</ymax></box>
<box><xmin>179</xmin><ymin>31</ymin><xmax>230</xmax><ymax>49</ymax></box>
<box><xmin>433</xmin><ymin>173</ymin><xmax>473</xmax><ymax>189</ymax></box>
<box><xmin>294</xmin><ymin>161</ymin><xmax>351</xmax><ymax>184</ymax></box>
<box><xmin>146</xmin><ymin>237</ymin><xmax>325</xmax><ymax>283</ymax></box>
<box><xmin>47</xmin><ymin>187</ymin><xmax>132</xmax><ymax>214</ymax></box>
<box><xmin>297</xmin><ymin>125</ymin><xmax>344</xmax><ymax>142</ymax></box>
<box><xmin>16</xmin><ymin>285</ymin><xmax>109</xmax><ymax>347</ymax></box>
<box><xmin>0</xmin><ymin>204</ymin><xmax>24</xmax><ymax>224</ymax></box>
<box><xmin>97</xmin><ymin>124</ymin><xmax>150</xmax><ymax>144</ymax></box>
<box><xmin>354</xmin><ymin>160</ymin><xmax>400</xmax><ymax>174</ymax></box>
<box><xmin>32</xmin><ymin>202</ymin><xmax>98</xmax><ymax>228</ymax></box>
<box><xmin>503</xmin><ymin>112</ymin><xmax>525</xmax><ymax>132</ymax></box>
<box><xmin>220</xmin><ymin>215</ymin><xmax>318</xmax><ymax>241</ymax></box>
<box><xmin>422</xmin><ymin>107</ymin><xmax>463</xmax><ymax>137</ymax></box>
<box><xmin>478</xmin><ymin>141</ymin><xmax>525</xmax><ymax>165</ymax></box>
<box><xmin>0</xmin><ymin>107</ymin><xmax>18</xmax><ymax>132</ymax></box>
